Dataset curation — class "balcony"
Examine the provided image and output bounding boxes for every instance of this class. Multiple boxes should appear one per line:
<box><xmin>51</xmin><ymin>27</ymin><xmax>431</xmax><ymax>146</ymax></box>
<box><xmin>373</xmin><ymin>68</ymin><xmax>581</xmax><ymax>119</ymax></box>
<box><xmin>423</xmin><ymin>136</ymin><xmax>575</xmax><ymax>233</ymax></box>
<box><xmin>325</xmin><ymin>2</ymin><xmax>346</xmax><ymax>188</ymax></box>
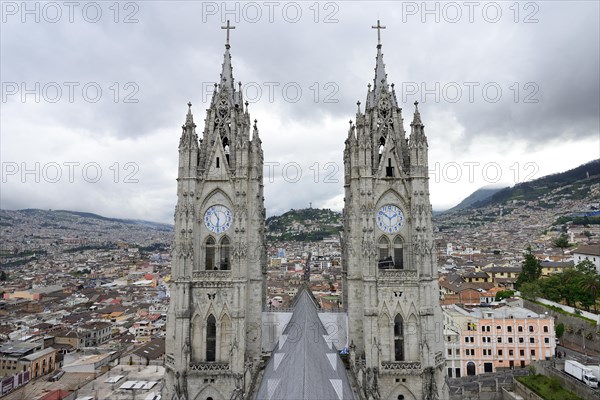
<box><xmin>378</xmin><ymin>269</ymin><xmax>418</xmax><ymax>286</ymax></box>
<box><xmin>381</xmin><ymin>361</ymin><xmax>422</xmax><ymax>375</ymax></box>
<box><xmin>191</xmin><ymin>270</ymin><xmax>233</xmax><ymax>288</ymax></box>
<box><xmin>189</xmin><ymin>362</ymin><xmax>230</xmax><ymax>373</ymax></box>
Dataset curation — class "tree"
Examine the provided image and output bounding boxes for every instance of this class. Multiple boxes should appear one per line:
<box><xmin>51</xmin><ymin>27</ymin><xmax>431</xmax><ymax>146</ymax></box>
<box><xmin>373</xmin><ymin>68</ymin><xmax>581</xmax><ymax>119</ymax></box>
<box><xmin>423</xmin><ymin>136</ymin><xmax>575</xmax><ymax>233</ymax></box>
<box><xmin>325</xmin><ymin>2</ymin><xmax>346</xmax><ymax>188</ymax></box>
<box><xmin>577</xmin><ymin>260</ymin><xmax>600</xmax><ymax>312</ymax></box>
<box><xmin>555</xmin><ymin>322</ymin><xmax>565</xmax><ymax>338</ymax></box>
<box><xmin>519</xmin><ymin>282</ymin><xmax>542</xmax><ymax>300</ymax></box>
<box><xmin>516</xmin><ymin>246</ymin><xmax>542</xmax><ymax>290</ymax></box>
<box><xmin>558</xmin><ymin>267</ymin><xmax>582</xmax><ymax>307</ymax></box>
<box><xmin>0</xmin><ymin>270</ymin><xmax>7</xmax><ymax>281</ymax></box>
<box><xmin>552</xmin><ymin>234</ymin><xmax>571</xmax><ymax>261</ymax></box>
<box><xmin>495</xmin><ymin>290</ymin><xmax>515</xmax><ymax>301</ymax></box>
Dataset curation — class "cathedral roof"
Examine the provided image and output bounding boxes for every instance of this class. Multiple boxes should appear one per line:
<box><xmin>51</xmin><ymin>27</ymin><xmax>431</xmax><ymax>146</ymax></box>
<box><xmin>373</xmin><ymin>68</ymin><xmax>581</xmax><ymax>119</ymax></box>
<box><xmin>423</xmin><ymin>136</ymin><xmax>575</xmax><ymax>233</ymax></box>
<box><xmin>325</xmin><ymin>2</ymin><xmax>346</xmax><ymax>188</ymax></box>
<box><xmin>255</xmin><ymin>286</ymin><xmax>356</xmax><ymax>400</ymax></box>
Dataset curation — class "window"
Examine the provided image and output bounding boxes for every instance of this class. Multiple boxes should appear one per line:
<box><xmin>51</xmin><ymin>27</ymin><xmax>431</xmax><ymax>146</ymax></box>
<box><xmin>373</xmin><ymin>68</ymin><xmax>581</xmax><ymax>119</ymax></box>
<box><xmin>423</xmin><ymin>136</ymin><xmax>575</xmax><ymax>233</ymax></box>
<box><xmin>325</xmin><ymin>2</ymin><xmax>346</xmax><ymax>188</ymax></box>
<box><xmin>543</xmin><ymin>326</ymin><xmax>549</xmax><ymax>333</ymax></box>
<box><xmin>519</xmin><ymin>337</ymin><xmax>524</xmax><ymax>343</ymax></box>
<box><xmin>455</xmin><ymin>368</ymin><xmax>461</xmax><ymax>378</ymax></box>
<box><xmin>497</xmin><ymin>325</ymin><xmax>501</xmax><ymax>330</ymax></box>
<box><xmin>518</xmin><ymin>326</ymin><xmax>523</xmax><ymax>333</ymax></box>
<box><xmin>219</xmin><ymin>236</ymin><xmax>230</xmax><ymax>270</ymax></box>
<box><xmin>519</xmin><ymin>350</ymin><xmax>524</xmax><ymax>356</ymax></box>
<box><xmin>497</xmin><ymin>337</ymin><xmax>502</xmax><ymax>343</ymax></box>
<box><xmin>529</xmin><ymin>338</ymin><xmax>535</xmax><ymax>343</ymax></box>
<box><xmin>205</xmin><ymin>237</ymin><xmax>216</xmax><ymax>270</ymax></box>
<box><xmin>529</xmin><ymin>326</ymin><xmax>534</xmax><ymax>333</ymax></box>
<box><xmin>448</xmin><ymin>349</ymin><xmax>452</xmax><ymax>356</ymax></box>
<box><xmin>508</xmin><ymin>337</ymin><xmax>513</xmax><ymax>343</ymax></box>
<box><xmin>394</xmin><ymin>314</ymin><xmax>404</xmax><ymax>361</ymax></box>
<box><xmin>393</xmin><ymin>237</ymin><xmax>404</xmax><ymax>269</ymax></box>
<box><xmin>379</xmin><ymin>236</ymin><xmax>390</xmax><ymax>263</ymax></box>
<box><xmin>507</xmin><ymin>326</ymin><xmax>512</xmax><ymax>333</ymax></box>
<box><xmin>544</xmin><ymin>337</ymin><xmax>549</xmax><ymax>344</ymax></box>
<box><xmin>531</xmin><ymin>349</ymin><xmax>535</xmax><ymax>356</ymax></box>
<box><xmin>447</xmin><ymin>368</ymin><xmax>453</xmax><ymax>377</ymax></box>
<box><xmin>206</xmin><ymin>315</ymin><xmax>216</xmax><ymax>362</ymax></box>
<box><xmin>509</xmin><ymin>350</ymin><xmax>514</xmax><ymax>356</ymax></box>
<box><xmin>386</xmin><ymin>158</ymin><xmax>394</xmax><ymax>177</ymax></box>
<box><xmin>498</xmin><ymin>350</ymin><xmax>503</xmax><ymax>356</ymax></box>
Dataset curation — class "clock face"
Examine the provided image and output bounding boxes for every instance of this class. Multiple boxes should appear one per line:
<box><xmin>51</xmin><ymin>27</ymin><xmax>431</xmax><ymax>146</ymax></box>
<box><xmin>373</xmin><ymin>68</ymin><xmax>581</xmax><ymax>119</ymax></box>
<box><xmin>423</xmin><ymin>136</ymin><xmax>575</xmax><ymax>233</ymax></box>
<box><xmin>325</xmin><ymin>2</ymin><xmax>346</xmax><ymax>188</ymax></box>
<box><xmin>204</xmin><ymin>205</ymin><xmax>233</xmax><ymax>234</ymax></box>
<box><xmin>376</xmin><ymin>204</ymin><xmax>405</xmax><ymax>233</ymax></box>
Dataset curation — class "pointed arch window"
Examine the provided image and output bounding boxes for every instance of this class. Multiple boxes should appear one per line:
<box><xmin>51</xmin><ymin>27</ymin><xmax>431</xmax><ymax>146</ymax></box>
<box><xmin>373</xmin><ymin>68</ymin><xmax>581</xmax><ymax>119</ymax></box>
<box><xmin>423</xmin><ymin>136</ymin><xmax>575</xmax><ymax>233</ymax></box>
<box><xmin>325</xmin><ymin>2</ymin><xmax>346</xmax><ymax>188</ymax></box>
<box><xmin>220</xmin><ymin>236</ymin><xmax>230</xmax><ymax>270</ymax></box>
<box><xmin>378</xmin><ymin>236</ymin><xmax>392</xmax><ymax>268</ymax></box>
<box><xmin>205</xmin><ymin>237</ymin><xmax>215</xmax><ymax>270</ymax></box>
<box><xmin>394</xmin><ymin>314</ymin><xmax>404</xmax><ymax>361</ymax></box>
<box><xmin>206</xmin><ymin>315</ymin><xmax>216</xmax><ymax>362</ymax></box>
<box><xmin>394</xmin><ymin>236</ymin><xmax>404</xmax><ymax>269</ymax></box>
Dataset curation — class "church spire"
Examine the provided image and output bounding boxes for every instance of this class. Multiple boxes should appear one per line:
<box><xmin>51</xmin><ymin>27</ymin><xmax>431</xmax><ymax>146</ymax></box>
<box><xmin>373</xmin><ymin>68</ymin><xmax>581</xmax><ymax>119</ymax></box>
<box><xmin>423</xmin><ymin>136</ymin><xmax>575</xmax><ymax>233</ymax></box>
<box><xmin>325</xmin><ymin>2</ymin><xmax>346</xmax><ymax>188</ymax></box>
<box><xmin>185</xmin><ymin>101</ymin><xmax>194</xmax><ymax>127</ymax></box>
<box><xmin>366</xmin><ymin>20</ymin><xmax>394</xmax><ymax>109</ymax></box>
<box><xmin>412</xmin><ymin>100</ymin><xmax>423</xmax><ymax>126</ymax></box>
<box><xmin>372</xmin><ymin>20</ymin><xmax>388</xmax><ymax>97</ymax></box>
<box><xmin>217</xmin><ymin>20</ymin><xmax>236</xmax><ymax>99</ymax></box>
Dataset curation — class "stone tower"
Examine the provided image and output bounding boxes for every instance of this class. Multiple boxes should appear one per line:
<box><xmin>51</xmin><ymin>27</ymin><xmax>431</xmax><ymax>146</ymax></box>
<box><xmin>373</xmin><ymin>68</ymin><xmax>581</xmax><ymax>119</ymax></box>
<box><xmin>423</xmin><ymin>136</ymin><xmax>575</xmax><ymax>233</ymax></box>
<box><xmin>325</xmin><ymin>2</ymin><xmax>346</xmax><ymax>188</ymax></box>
<box><xmin>342</xmin><ymin>21</ymin><xmax>447</xmax><ymax>400</ymax></box>
<box><xmin>163</xmin><ymin>23</ymin><xmax>266</xmax><ymax>400</ymax></box>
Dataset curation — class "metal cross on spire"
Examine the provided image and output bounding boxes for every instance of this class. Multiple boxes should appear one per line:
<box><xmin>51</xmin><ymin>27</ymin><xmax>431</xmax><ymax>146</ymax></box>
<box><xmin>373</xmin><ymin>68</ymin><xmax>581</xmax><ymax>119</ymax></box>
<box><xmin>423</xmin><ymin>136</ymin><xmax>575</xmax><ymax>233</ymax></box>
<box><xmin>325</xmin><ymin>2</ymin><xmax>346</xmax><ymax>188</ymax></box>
<box><xmin>222</xmin><ymin>20</ymin><xmax>236</xmax><ymax>48</ymax></box>
<box><xmin>371</xmin><ymin>19</ymin><xmax>386</xmax><ymax>46</ymax></box>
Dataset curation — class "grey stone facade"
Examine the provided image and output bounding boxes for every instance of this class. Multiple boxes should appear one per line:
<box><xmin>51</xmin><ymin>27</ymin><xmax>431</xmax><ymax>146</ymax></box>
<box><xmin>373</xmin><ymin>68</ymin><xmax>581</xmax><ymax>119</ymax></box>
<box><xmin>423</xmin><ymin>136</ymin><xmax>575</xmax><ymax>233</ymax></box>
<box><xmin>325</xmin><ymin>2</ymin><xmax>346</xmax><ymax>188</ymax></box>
<box><xmin>341</xmin><ymin>38</ymin><xmax>449</xmax><ymax>399</ymax></box>
<box><xmin>163</xmin><ymin>38</ymin><xmax>267</xmax><ymax>400</ymax></box>
<box><xmin>165</xmin><ymin>22</ymin><xmax>449</xmax><ymax>400</ymax></box>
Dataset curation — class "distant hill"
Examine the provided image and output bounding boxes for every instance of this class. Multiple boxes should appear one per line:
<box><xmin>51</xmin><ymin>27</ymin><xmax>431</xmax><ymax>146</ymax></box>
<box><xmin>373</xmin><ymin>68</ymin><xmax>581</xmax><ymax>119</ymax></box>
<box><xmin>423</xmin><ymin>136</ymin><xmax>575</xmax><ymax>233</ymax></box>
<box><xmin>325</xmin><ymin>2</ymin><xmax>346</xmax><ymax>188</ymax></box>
<box><xmin>16</xmin><ymin>209</ymin><xmax>173</xmax><ymax>231</ymax></box>
<box><xmin>266</xmin><ymin>208</ymin><xmax>342</xmax><ymax>242</ymax></box>
<box><xmin>447</xmin><ymin>185</ymin><xmax>507</xmax><ymax>212</ymax></box>
<box><xmin>460</xmin><ymin>159</ymin><xmax>600</xmax><ymax>210</ymax></box>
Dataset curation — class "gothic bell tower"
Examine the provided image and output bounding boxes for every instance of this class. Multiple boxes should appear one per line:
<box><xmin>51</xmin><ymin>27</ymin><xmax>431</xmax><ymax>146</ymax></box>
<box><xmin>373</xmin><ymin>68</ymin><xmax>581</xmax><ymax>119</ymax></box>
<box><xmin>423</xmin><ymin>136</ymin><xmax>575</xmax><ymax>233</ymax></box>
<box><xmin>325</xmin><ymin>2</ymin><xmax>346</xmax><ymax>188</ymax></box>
<box><xmin>163</xmin><ymin>22</ymin><xmax>266</xmax><ymax>400</ymax></box>
<box><xmin>342</xmin><ymin>21</ymin><xmax>447</xmax><ymax>400</ymax></box>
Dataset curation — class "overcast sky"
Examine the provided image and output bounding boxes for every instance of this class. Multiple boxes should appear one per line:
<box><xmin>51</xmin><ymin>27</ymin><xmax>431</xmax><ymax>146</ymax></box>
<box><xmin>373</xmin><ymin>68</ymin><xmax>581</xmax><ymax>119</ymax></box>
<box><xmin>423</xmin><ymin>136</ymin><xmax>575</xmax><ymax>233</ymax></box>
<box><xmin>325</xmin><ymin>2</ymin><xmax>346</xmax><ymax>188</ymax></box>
<box><xmin>1</xmin><ymin>1</ymin><xmax>599</xmax><ymax>223</ymax></box>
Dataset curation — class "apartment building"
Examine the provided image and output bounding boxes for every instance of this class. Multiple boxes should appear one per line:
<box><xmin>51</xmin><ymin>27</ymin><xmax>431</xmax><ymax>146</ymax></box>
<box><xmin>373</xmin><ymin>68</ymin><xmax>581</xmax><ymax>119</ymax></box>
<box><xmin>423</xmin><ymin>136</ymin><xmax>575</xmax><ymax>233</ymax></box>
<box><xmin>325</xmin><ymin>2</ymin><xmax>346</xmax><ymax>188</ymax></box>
<box><xmin>444</xmin><ymin>304</ymin><xmax>556</xmax><ymax>377</ymax></box>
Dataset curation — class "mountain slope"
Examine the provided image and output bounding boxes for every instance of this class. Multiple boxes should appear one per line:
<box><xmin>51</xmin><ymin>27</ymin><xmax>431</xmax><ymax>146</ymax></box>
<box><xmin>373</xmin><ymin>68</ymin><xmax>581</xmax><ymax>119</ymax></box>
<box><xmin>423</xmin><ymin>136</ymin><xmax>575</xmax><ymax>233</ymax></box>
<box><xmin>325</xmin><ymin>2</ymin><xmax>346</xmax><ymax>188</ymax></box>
<box><xmin>448</xmin><ymin>186</ymin><xmax>507</xmax><ymax>212</ymax></box>
<box><xmin>470</xmin><ymin>159</ymin><xmax>600</xmax><ymax>209</ymax></box>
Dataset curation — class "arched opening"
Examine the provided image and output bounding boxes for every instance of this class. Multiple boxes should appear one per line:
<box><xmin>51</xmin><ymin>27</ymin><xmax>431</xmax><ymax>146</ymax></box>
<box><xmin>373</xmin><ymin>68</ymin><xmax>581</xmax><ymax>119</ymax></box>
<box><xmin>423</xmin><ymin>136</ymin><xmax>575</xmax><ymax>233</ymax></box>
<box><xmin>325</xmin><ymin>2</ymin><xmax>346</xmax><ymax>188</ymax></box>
<box><xmin>466</xmin><ymin>361</ymin><xmax>476</xmax><ymax>376</ymax></box>
<box><xmin>205</xmin><ymin>237</ymin><xmax>216</xmax><ymax>270</ymax></box>
<box><xmin>206</xmin><ymin>315</ymin><xmax>216</xmax><ymax>362</ymax></box>
<box><xmin>394</xmin><ymin>314</ymin><xmax>404</xmax><ymax>361</ymax></box>
<box><xmin>219</xmin><ymin>237</ymin><xmax>230</xmax><ymax>270</ymax></box>
<box><xmin>222</xmin><ymin>137</ymin><xmax>230</xmax><ymax>165</ymax></box>
<box><xmin>378</xmin><ymin>236</ymin><xmax>392</xmax><ymax>268</ymax></box>
<box><xmin>378</xmin><ymin>136</ymin><xmax>385</xmax><ymax>161</ymax></box>
<box><xmin>394</xmin><ymin>236</ymin><xmax>404</xmax><ymax>269</ymax></box>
